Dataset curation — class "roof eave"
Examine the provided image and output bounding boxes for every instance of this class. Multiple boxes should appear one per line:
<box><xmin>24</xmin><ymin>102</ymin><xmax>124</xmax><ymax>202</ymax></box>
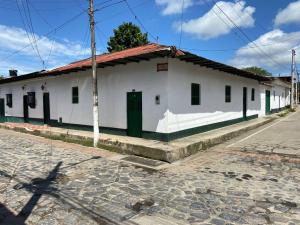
<box><xmin>176</xmin><ymin>52</ymin><xmax>270</xmax><ymax>82</ymax></box>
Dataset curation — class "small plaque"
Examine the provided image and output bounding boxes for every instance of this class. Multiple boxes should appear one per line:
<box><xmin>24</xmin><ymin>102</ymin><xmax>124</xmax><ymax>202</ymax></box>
<box><xmin>157</xmin><ymin>63</ymin><xmax>168</xmax><ymax>72</ymax></box>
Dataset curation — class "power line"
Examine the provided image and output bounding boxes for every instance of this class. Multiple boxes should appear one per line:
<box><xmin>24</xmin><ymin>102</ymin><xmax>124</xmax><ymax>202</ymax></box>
<box><xmin>203</xmin><ymin>0</ymin><xmax>245</xmax><ymax>45</ymax></box>
<box><xmin>94</xmin><ymin>0</ymin><xmax>151</xmax><ymax>24</ymax></box>
<box><xmin>96</xmin><ymin>0</ymin><xmax>126</xmax><ymax>11</ymax></box>
<box><xmin>124</xmin><ymin>0</ymin><xmax>157</xmax><ymax>42</ymax></box>
<box><xmin>0</xmin><ymin>9</ymin><xmax>87</xmax><ymax>63</ymax></box>
<box><xmin>24</xmin><ymin>0</ymin><xmax>45</xmax><ymax>68</ymax></box>
<box><xmin>15</xmin><ymin>0</ymin><xmax>44</xmax><ymax>67</ymax></box>
<box><xmin>211</xmin><ymin>0</ymin><xmax>290</xmax><ymax>71</ymax></box>
<box><xmin>236</xmin><ymin>0</ymin><xmax>267</xmax><ymax>34</ymax></box>
<box><xmin>26</xmin><ymin>0</ymin><xmax>55</xmax><ymax>69</ymax></box>
<box><xmin>27</xmin><ymin>0</ymin><xmax>53</xmax><ymax>28</ymax></box>
<box><xmin>178</xmin><ymin>0</ymin><xmax>185</xmax><ymax>48</ymax></box>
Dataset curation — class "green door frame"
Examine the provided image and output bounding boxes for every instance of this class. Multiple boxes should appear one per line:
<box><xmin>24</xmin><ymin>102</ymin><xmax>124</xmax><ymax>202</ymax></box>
<box><xmin>127</xmin><ymin>91</ymin><xmax>142</xmax><ymax>138</ymax></box>
<box><xmin>0</xmin><ymin>98</ymin><xmax>5</xmax><ymax>123</ymax></box>
<box><xmin>243</xmin><ymin>87</ymin><xmax>247</xmax><ymax>119</ymax></box>
<box><xmin>265</xmin><ymin>90</ymin><xmax>271</xmax><ymax>115</ymax></box>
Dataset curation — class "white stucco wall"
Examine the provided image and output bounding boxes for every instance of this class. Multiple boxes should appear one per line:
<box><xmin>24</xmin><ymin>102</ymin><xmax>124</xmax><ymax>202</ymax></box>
<box><xmin>98</xmin><ymin>58</ymin><xmax>169</xmax><ymax>132</ymax></box>
<box><xmin>270</xmin><ymin>85</ymin><xmax>290</xmax><ymax>110</ymax></box>
<box><xmin>1</xmin><ymin>57</ymin><xmax>285</xmax><ymax>136</ymax></box>
<box><xmin>0</xmin><ymin>77</ymin><xmax>58</xmax><ymax>120</ymax></box>
<box><xmin>167</xmin><ymin>59</ymin><xmax>261</xmax><ymax>133</ymax></box>
<box><xmin>259</xmin><ymin>81</ymin><xmax>290</xmax><ymax>116</ymax></box>
<box><xmin>0</xmin><ymin>58</ymin><xmax>169</xmax><ymax>133</ymax></box>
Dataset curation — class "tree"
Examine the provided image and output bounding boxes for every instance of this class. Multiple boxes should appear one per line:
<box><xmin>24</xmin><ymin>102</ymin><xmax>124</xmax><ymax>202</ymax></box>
<box><xmin>243</xmin><ymin>67</ymin><xmax>272</xmax><ymax>77</ymax></box>
<box><xmin>107</xmin><ymin>22</ymin><xmax>149</xmax><ymax>53</ymax></box>
<box><xmin>0</xmin><ymin>75</ymin><xmax>4</xmax><ymax>80</ymax></box>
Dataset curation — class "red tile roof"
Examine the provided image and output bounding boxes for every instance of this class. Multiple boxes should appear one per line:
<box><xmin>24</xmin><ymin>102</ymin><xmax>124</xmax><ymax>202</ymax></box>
<box><xmin>0</xmin><ymin>43</ymin><xmax>270</xmax><ymax>84</ymax></box>
<box><xmin>46</xmin><ymin>43</ymin><xmax>184</xmax><ymax>74</ymax></box>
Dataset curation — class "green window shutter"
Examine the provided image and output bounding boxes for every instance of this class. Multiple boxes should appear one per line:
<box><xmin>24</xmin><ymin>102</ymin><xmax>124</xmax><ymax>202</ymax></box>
<box><xmin>191</xmin><ymin>83</ymin><xmax>200</xmax><ymax>105</ymax></box>
<box><xmin>251</xmin><ymin>88</ymin><xmax>255</xmax><ymax>101</ymax></box>
<box><xmin>225</xmin><ymin>85</ymin><xmax>231</xmax><ymax>103</ymax></box>
<box><xmin>72</xmin><ymin>87</ymin><xmax>79</xmax><ymax>104</ymax></box>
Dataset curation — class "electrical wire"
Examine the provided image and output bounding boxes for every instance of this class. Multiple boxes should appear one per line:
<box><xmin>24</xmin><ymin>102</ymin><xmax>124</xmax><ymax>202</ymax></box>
<box><xmin>24</xmin><ymin>0</ymin><xmax>45</xmax><ymax>69</ymax></box>
<box><xmin>15</xmin><ymin>0</ymin><xmax>44</xmax><ymax>66</ymax></box>
<box><xmin>95</xmin><ymin>0</ymin><xmax>151</xmax><ymax>24</ymax></box>
<box><xmin>124</xmin><ymin>0</ymin><xmax>157</xmax><ymax>41</ymax></box>
<box><xmin>210</xmin><ymin>0</ymin><xmax>290</xmax><ymax>71</ymax></box>
<box><xmin>0</xmin><ymin>9</ymin><xmax>87</xmax><ymax>64</ymax></box>
<box><xmin>203</xmin><ymin>0</ymin><xmax>245</xmax><ymax>45</ymax></box>
<box><xmin>178</xmin><ymin>0</ymin><xmax>185</xmax><ymax>48</ymax></box>
<box><xmin>236</xmin><ymin>0</ymin><xmax>267</xmax><ymax>34</ymax></box>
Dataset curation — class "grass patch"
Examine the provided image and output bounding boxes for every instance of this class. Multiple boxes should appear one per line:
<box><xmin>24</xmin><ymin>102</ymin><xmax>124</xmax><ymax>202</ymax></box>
<box><xmin>278</xmin><ymin>108</ymin><xmax>295</xmax><ymax>117</ymax></box>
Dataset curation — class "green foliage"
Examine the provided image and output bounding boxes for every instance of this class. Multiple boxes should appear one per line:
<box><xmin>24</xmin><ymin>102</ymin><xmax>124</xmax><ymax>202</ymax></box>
<box><xmin>0</xmin><ymin>75</ymin><xmax>4</xmax><ymax>80</ymax></box>
<box><xmin>243</xmin><ymin>67</ymin><xmax>272</xmax><ymax>77</ymax></box>
<box><xmin>107</xmin><ymin>22</ymin><xmax>149</xmax><ymax>52</ymax></box>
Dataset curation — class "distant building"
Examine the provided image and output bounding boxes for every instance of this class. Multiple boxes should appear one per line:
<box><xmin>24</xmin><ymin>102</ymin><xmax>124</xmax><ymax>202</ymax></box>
<box><xmin>0</xmin><ymin>44</ymin><xmax>291</xmax><ymax>141</ymax></box>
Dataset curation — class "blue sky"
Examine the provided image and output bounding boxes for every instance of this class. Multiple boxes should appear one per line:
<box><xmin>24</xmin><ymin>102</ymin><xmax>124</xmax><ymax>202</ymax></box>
<box><xmin>0</xmin><ymin>0</ymin><xmax>299</xmax><ymax>76</ymax></box>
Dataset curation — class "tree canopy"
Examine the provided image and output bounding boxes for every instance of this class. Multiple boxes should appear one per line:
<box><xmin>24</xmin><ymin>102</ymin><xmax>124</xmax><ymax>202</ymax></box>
<box><xmin>243</xmin><ymin>67</ymin><xmax>272</xmax><ymax>77</ymax></box>
<box><xmin>107</xmin><ymin>22</ymin><xmax>149</xmax><ymax>53</ymax></box>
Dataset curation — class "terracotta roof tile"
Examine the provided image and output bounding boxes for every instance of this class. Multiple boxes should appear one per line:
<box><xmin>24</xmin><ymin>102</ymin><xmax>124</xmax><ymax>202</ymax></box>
<box><xmin>46</xmin><ymin>43</ymin><xmax>178</xmax><ymax>74</ymax></box>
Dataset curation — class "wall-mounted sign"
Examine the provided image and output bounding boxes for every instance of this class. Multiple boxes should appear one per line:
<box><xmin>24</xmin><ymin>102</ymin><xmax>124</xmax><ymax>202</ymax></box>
<box><xmin>157</xmin><ymin>63</ymin><xmax>168</xmax><ymax>72</ymax></box>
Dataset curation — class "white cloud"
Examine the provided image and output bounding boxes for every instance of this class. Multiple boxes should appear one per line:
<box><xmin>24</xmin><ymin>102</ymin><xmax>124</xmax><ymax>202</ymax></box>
<box><xmin>274</xmin><ymin>0</ymin><xmax>300</xmax><ymax>26</ymax></box>
<box><xmin>0</xmin><ymin>24</ymin><xmax>90</xmax><ymax>75</ymax></box>
<box><xmin>155</xmin><ymin>0</ymin><xmax>193</xmax><ymax>15</ymax></box>
<box><xmin>176</xmin><ymin>1</ymin><xmax>255</xmax><ymax>39</ymax></box>
<box><xmin>230</xmin><ymin>29</ymin><xmax>300</xmax><ymax>73</ymax></box>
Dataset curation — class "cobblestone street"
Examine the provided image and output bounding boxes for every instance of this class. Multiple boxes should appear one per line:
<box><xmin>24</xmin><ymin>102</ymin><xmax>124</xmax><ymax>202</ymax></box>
<box><xmin>0</xmin><ymin>112</ymin><xmax>300</xmax><ymax>225</ymax></box>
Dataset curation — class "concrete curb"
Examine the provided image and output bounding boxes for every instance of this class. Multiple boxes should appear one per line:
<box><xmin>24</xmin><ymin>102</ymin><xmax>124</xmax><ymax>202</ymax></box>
<box><xmin>167</xmin><ymin>117</ymin><xmax>275</xmax><ymax>162</ymax></box>
<box><xmin>0</xmin><ymin>117</ymin><xmax>276</xmax><ymax>163</ymax></box>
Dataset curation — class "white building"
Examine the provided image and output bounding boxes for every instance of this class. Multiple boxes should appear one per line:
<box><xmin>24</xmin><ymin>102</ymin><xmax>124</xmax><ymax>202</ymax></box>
<box><xmin>0</xmin><ymin>44</ymin><xmax>291</xmax><ymax>141</ymax></box>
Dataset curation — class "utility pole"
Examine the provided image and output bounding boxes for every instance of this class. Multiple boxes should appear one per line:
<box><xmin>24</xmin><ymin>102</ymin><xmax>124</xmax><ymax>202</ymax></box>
<box><xmin>291</xmin><ymin>49</ymin><xmax>296</xmax><ymax>108</ymax></box>
<box><xmin>88</xmin><ymin>0</ymin><xmax>100</xmax><ymax>147</ymax></box>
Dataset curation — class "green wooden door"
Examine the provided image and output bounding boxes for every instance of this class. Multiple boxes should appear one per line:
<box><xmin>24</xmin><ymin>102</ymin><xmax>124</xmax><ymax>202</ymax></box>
<box><xmin>43</xmin><ymin>93</ymin><xmax>51</xmax><ymax>124</ymax></box>
<box><xmin>23</xmin><ymin>95</ymin><xmax>29</xmax><ymax>123</ymax></box>
<box><xmin>265</xmin><ymin>90</ymin><xmax>271</xmax><ymax>115</ymax></box>
<box><xmin>243</xmin><ymin>87</ymin><xmax>247</xmax><ymax>119</ymax></box>
<box><xmin>0</xmin><ymin>99</ymin><xmax>5</xmax><ymax>123</ymax></box>
<box><xmin>127</xmin><ymin>92</ymin><xmax>142</xmax><ymax>137</ymax></box>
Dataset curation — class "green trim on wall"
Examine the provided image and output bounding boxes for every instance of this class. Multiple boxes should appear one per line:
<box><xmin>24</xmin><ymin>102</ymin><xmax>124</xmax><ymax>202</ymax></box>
<box><xmin>160</xmin><ymin>114</ymin><xmax>258</xmax><ymax>142</ymax></box>
<box><xmin>4</xmin><ymin>116</ymin><xmax>44</xmax><ymax>125</ymax></box>
<box><xmin>0</xmin><ymin>114</ymin><xmax>259</xmax><ymax>142</ymax></box>
<box><xmin>5</xmin><ymin>116</ymin><xmax>25</xmax><ymax>123</ymax></box>
<box><xmin>27</xmin><ymin>118</ymin><xmax>44</xmax><ymax>125</ymax></box>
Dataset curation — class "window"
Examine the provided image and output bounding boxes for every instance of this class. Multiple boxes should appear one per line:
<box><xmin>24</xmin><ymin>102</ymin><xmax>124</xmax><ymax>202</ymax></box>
<box><xmin>27</xmin><ymin>92</ymin><xmax>36</xmax><ymax>108</ymax></box>
<box><xmin>72</xmin><ymin>87</ymin><xmax>79</xmax><ymax>104</ymax></box>
<box><xmin>251</xmin><ymin>88</ymin><xmax>255</xmax><ymax>101</ymax></box>
<box><xmin>6</xmin><ymin>94</ymin><xmax>12</xmax><ymax>108</ymax></box>
<box><xmin>225</xmin><ymin>85</ymin><xmax>231</xmax><ymax>103</ymax></box>
<box><xmin>191</xmin><ymin>83</ymin><xmax>200</xmax><ymax>105</ymax></box>
<box><xmin>273</xmin><ymin>91</ymin><xmax>275</xmax><ymax>100</ymax></box>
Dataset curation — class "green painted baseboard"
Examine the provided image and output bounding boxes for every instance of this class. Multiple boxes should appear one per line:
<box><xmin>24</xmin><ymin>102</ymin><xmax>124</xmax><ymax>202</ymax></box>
<box><xmin>162</xmin><ymin>114</ymin><xmax>258</xmax><ymax>141</ymax></box>
<box><xmin>0</xmin><ymin>114</ymin><xmax>259</xmax><ymax>142</ymax></box>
